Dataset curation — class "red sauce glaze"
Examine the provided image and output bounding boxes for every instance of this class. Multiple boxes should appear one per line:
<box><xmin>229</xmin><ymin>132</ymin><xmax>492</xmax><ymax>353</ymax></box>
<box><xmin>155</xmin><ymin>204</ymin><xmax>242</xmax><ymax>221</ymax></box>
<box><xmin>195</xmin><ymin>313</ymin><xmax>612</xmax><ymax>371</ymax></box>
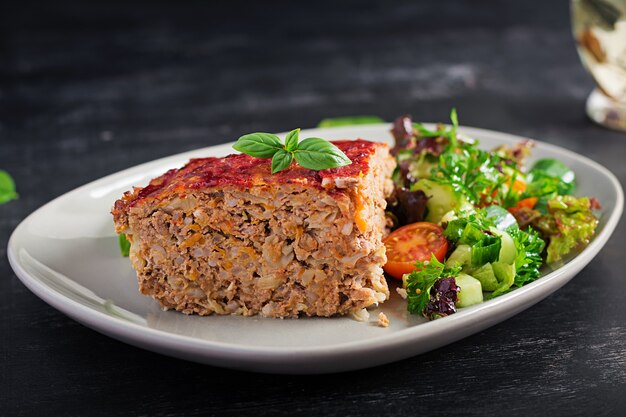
<box><xmin>123</xmin><ymin>139</ymin><xmax>385</xmax><ymax>208</ymax></box>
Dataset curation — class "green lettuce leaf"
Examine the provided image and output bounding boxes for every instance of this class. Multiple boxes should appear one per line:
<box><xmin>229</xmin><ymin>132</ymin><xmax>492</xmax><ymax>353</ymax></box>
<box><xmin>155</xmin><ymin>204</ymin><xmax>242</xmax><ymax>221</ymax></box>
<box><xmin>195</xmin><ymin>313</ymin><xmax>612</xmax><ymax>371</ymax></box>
<box><xmin>545</xmin><ymin>196</ymin><xmax>599</xmax><ymax>264</ymax></box>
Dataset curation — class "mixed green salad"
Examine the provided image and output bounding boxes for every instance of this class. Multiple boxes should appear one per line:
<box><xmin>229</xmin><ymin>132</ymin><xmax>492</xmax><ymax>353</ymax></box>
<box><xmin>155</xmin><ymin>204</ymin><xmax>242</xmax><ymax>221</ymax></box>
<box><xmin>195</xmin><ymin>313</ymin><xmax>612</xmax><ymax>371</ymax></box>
<box><xmin>382</xmin><ymin>110</ymin><xmax>601</xmax><ymax>320</ymax></box>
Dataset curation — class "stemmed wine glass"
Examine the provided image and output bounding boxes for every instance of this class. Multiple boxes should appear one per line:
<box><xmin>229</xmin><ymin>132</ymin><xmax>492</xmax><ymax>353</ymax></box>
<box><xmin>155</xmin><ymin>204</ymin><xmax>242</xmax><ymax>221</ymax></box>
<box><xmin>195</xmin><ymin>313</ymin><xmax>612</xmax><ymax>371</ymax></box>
<box><xmin>571</xmin><ymin>0</ymin><xmax>626</xmax><ymax>131</ymax></box>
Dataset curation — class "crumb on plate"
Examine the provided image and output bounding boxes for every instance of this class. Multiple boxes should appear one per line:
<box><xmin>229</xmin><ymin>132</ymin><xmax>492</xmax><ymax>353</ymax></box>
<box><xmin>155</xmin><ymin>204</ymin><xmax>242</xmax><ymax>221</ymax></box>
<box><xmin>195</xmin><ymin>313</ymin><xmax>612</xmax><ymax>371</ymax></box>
<box><xmin>396</xmin><ymin>287</ymin><xmax>408</xmax><ymax>300</ymax></box>
<box><xmin>377</xmin><ymin>312</ymin><xmax>389</xmax><ymax>328</ymax></box>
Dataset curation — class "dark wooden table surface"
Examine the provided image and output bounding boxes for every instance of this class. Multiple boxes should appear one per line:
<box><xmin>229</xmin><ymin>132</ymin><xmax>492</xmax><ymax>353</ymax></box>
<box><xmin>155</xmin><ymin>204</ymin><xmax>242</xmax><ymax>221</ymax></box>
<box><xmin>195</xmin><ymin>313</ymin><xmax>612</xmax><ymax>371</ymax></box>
<box><xmin>2</xmin><ymin>1</ymin><xmax>625</xmax><ymax>416</ymax></box>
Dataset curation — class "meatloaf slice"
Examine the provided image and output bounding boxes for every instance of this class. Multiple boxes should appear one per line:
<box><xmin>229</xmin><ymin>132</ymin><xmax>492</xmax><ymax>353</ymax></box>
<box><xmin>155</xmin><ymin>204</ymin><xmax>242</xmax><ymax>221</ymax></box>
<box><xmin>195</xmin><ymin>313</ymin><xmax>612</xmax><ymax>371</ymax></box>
<box><xmin>112</xmin><ymin>139</ymin><xmax>396</xmax><ymax>318</ymax></box>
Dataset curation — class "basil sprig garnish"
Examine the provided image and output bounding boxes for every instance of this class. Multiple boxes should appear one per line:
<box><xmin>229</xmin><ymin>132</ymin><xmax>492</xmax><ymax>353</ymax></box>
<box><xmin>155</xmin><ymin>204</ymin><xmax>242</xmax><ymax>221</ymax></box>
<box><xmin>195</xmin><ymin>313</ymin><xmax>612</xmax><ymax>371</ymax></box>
<box><xmin>233</xmin><ymin>128</ymin><xmax>352</xmax><ymax>174</ymax></box>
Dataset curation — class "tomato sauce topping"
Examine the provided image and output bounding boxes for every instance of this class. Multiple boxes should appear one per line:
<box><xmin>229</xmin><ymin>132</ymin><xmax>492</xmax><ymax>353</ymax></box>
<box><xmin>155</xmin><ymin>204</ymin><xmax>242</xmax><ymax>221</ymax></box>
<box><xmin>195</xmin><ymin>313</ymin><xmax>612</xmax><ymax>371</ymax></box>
<box><xmin>121</xmin><ymin>139</ymin><xmax>384</xmax><ymax>208</ymax></box>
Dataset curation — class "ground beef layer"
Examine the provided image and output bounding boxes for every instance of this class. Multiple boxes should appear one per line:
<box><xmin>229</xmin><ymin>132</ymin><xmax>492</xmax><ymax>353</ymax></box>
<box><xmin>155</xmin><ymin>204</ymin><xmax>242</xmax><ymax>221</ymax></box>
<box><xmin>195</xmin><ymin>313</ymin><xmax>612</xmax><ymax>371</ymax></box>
<box><xmin>112</xmin><ymin>139</ymin><xmax>395</xmax><ymax>318</ymax></box>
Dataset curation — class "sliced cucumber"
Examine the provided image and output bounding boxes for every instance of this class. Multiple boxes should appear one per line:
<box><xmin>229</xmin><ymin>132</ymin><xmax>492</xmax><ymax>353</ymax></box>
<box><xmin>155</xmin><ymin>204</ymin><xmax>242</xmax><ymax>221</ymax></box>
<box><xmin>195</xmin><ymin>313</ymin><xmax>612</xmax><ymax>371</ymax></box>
<box><xmin>446</xmin><ymin>244</ymin><xmax>472</xmax><ymax>268</ymax></box>
<box><xmin>470</xmin><ymin>262</ymin><xmax>499</xmax><ymax>291</ymax></box>
<box><xmin>492</xmin><ymin>261</ymin><xmax>515</xmax><ymax>288</ymax></box>
<box><xmin>498</xmin><ymin>231</ymin><xmax>516</xmax><ymax>265</ymax></box>
<box><xmin>411</xmin><ymin>179</ymin><xmax>471</xmax><ymax>223</ymax></box>
<box><xmin>484</xmin><ymin>205</ymin><xmax>518</xmax><ymax>232</ymax></box>
<box><xmin>408</xmin><ymin>156</ymin><xmax>438</xmax><ymax>180</ymax></box>
<box><xmin>488</xmin><ymin>227</ymin><xmax>516</xmax><ymax>266</ymax></box>
<box><xmin>456</xmin><ymin>273</ymin><xmax>484</xmax><ymax>308</ymax></box>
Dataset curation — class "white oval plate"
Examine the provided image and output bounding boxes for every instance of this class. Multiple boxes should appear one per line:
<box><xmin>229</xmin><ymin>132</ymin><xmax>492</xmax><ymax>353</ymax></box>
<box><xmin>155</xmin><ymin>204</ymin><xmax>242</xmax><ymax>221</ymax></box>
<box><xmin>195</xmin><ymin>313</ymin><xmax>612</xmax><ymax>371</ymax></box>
<box><xmin>8</xmin><ymin>124</ymin><xmax>623</xmax><ymax>374</ymax></box>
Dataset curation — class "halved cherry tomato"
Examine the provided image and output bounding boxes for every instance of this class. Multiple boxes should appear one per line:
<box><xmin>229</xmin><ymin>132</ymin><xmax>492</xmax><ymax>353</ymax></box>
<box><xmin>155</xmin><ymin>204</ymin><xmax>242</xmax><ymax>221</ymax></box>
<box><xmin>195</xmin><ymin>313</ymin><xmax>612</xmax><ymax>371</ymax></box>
<box><xmin>383</xmin><ymin>222</ymin><xmax>449</xmax><ymax>280</ymax></box>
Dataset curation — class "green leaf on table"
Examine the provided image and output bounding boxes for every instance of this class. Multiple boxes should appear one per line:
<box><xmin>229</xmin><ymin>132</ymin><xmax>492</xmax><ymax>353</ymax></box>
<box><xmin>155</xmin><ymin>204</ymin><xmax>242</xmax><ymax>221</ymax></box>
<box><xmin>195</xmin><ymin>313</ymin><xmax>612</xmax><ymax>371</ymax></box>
<box><xmin>317</xmin><ymin>116</ymin><xmax>385</xmax><ymax>128</ymax></box>
<box><xmin>0</xmin><ymin>170</ymin><xmax>18</xmax><ymax>205</ymax></box>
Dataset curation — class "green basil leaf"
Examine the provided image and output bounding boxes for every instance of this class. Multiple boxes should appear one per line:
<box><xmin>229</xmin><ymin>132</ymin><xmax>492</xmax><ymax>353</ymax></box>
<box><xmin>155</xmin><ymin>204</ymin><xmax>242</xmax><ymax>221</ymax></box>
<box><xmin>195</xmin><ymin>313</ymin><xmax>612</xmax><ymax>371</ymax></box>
<box><xmin>294</xmin><ymin>137</ymin><xmax>352</xmax><ymax>170</ymax></box>
<box><xmin>317</xmin><ymin>116</ymin><xmax>385</xmax><ymax>128</ymax></box>
<box><xmin>118</xmin><ymin>233</ymin><xmax>131</xmax><ymax>257</ymax></box>
<box><xmin>284</xmin><ymin>128</ymin><xmax>300</xmax><ymax>152</ymax></box>
<box><xmin>0</xmin><ymin>170</ymin><xmax>18</xmax><ymax>205</ymax></box>
<box><xmin>232</xmin><ymin>132</ymin><xmax>283</xmax><ymax>158</ymax></box>
<box><xmin>271</xmin><ymin>149</ymin><xmax>293</xmax><ymax>173</ymax></box>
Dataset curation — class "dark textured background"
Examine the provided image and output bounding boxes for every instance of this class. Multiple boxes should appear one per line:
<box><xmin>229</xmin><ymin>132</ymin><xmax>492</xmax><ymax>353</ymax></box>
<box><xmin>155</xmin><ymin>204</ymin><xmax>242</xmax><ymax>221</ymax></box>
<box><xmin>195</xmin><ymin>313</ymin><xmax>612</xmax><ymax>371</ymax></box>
<box><xmin>2</xmin><ymin>1</ymin><xmax>625</xmax><ymax>416</ymax></box>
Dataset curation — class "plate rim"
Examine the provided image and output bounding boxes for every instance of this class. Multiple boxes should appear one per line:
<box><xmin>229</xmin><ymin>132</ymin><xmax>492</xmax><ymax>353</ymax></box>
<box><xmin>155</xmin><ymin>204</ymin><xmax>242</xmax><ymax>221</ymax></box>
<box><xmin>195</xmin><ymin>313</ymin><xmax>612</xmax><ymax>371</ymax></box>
<box><xmin>7</xmin><ymin>123</ymin><xmax>624</xmax><ymax>372</ymax></box>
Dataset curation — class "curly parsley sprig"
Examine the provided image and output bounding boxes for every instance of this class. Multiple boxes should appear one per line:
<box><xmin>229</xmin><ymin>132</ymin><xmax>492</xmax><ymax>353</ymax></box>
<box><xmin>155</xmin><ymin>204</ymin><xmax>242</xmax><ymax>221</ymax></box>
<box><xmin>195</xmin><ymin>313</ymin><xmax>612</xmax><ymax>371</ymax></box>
<box><xmin>233</xmin><ymin>129</ymin><xmax>352</xmax><ymax>174</ymax></box>
<box><xmin>405</xmin><ymin>255</ymin><xmax>462</xmax><ymax>317</ymax></box>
